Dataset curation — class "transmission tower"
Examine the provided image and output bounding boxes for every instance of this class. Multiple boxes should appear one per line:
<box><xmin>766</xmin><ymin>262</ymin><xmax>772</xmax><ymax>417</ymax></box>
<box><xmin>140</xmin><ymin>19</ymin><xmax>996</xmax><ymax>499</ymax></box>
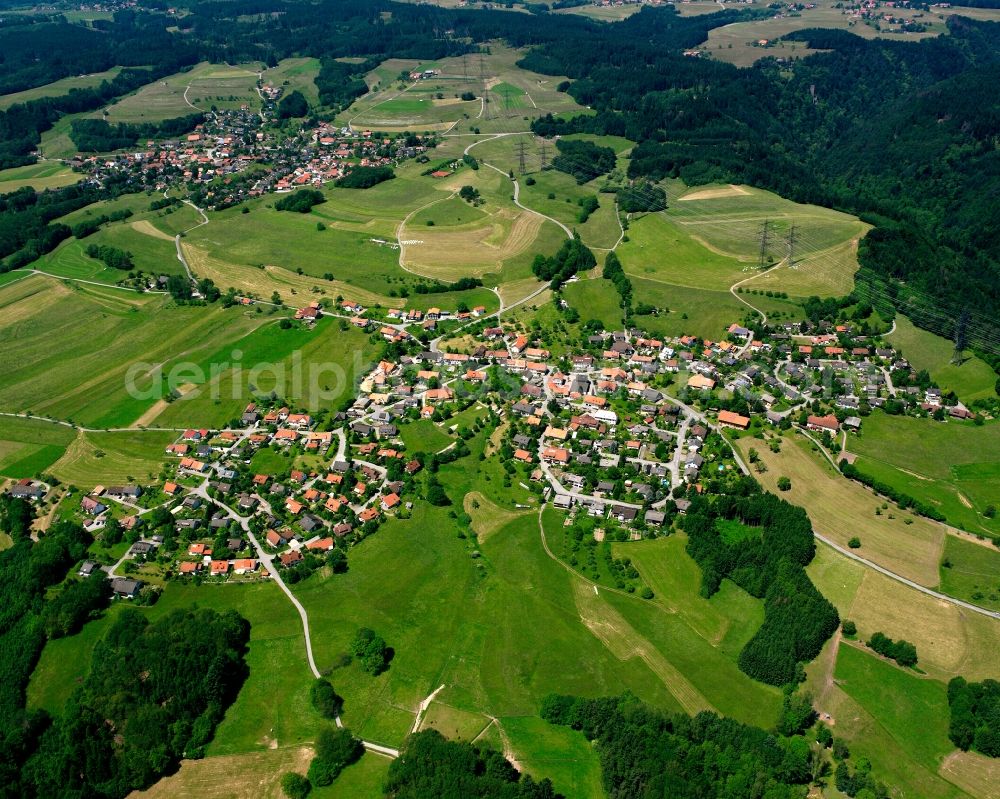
<box><xmin>539</xmin><ymin>140</ymin><xmax>548</xmax><ymax>169</ymax></box>
<box><xmin>516</xmin><ymin>139</ymin><xmax>527</xmax><ymax>175</ymax></box>
<box><xmin>787</xmin><ymin>223</ymin><xmax>797</xmax><ymax>269</ymax></box>
<box><xmin>757</xmin><ymin>219</ymin><xmax>771</xmax><ymax>270</ymax></box>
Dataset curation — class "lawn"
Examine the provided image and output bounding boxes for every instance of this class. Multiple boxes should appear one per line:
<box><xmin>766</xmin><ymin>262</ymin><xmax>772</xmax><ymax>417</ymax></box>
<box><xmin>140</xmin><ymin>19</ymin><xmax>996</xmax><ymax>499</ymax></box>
<box><xmin>939</xmin><ymin>535</ymin><xmax>1000</xmax><ymax>611</ymax></box>
<box><xmin>847</xmin><ymin>412</ymin><xmax>1000</xmax><ymax>537</ymax></box>
<box><xmin>887</xmin><ymin>315</ymin><xmax>999</xmax><ymax>403</ymax></box>
<box><xmin>396</xmin><ymin>419</ymin><xmax>453</xmax><ymax>454</ymax></box>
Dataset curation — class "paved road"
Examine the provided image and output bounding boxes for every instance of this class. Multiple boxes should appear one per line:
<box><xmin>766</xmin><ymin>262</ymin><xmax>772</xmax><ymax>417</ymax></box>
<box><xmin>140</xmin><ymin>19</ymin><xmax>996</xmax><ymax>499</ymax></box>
<box><xmin>193</xmin><ymin>482</ymin><xmax>402</xmax><ymax>757</ymax></box>
<box><xmin>813</xmin><ymin>532</ymin><xmax>1000</xmax><ymax>620</ymax></box>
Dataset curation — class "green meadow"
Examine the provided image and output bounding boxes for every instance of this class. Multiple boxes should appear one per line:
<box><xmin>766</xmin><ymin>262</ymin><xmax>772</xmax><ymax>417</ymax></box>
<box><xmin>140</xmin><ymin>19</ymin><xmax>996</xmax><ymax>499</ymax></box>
<box><xmin>888</xmin><ymin>315</ymin><xmax>999</xmax><ymax>403</ymax></box>
<box><xmin>848</xmin><ymin>413</ymin><xmax>1000</xmax><ymax>537</ymax></box>
<box><xmin>0</xmin><ymin>416</ymin><xmax>76</xmax><ymax>479</ymax></box>
<box><xmin>0</xmin><ymin>161</ymin><xmax>81</xmax><ymax>193</ymax></box>
<box><xmin>0</xmin><ymin>275</ymin><xmax>263</xmax><ymax>428</ymax></box>
<box><xmin>939</xmin><ymin>536</ymin><xmax>1000</xmax><ymax>610</ymax></box>
<box><xmin>0</xmin><ymin>67</ymin><xmax>123</xmax><ymax>109</ymax></box>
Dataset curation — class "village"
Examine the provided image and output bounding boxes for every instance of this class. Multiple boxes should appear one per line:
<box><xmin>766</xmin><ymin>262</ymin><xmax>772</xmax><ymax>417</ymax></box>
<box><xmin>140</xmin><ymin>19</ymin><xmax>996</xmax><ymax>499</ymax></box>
<box><xmin>8</xmin><ymin>295</ymin><xmax>971</xmax><ymax>604</ymax></box>
<box><xmin>72</xmin><ymin>89</ymin><xmax>432</xmax><ymax>211</ymax></box>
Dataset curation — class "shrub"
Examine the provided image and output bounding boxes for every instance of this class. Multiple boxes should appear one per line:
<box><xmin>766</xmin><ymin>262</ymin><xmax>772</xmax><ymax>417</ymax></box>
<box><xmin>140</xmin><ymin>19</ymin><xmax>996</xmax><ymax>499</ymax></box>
<box><xmin>310</xmin><ymin>678</ymin><xmax>343</xmax><ymax>719</ymax></box>
<box><xmin>848</xmin><ymin>537</ymin><xmax>861</xmax><ymax>548</ymax></box>
<box><xmin>281</xmin><ymin>772</ymin><xmax>311</xmax><ymax>799</ymax></box>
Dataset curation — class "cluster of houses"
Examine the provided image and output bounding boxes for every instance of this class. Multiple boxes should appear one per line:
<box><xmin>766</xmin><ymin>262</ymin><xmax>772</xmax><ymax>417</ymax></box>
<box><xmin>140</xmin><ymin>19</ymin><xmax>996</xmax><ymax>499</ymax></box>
<box><xmin>75</xmin><ymin>102</ymin><xmax>429</xmax><ymax>212</ymax></box>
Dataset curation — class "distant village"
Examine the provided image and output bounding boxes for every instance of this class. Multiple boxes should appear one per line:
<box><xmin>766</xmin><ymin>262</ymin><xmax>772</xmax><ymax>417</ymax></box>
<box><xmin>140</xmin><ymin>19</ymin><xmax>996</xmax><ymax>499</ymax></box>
<box><xmin>72</xmin><ymin>86</ymin><xmax>432</xmax><ymax>211</ymax></box>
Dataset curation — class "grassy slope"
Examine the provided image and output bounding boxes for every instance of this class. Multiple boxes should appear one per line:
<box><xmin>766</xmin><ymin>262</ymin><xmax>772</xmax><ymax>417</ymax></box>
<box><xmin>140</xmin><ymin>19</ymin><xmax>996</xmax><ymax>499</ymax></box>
<box><xmin>848</xmin><ymin>413</ymin><xmax>1000</xmax><ymax>537</ymax></box>
<box><xmin>0</xmin><ymin>67</ymin><xmax>122</xmax><ymax>109</ymax></box>
<box><xmin>735</xmin><ymin>433</ymin><xmax>945</xmax><ymax>588</ymax></box>
<box><xmin>887</xmin><ymin>315</ymin><xmax>998</xmax><ymax>403</ymax></box>
<box><xmin>0</xmin><ymin>416</ymin><xmax>76</xmax><ymax>479</ymax></box>
<box><xmin>0</xmin><ymin>275</ymin><xmax>262</xmax><ymax>428</ymax></box>
<box><xmin>939</xmin><ymin>535</ymin><xmax>1000</xmax><ymax>611</ymax></box>
<box><xmin>0</xmin><ymin>161</ymin><xmax>81</xmax><ymax>193</ymax></box>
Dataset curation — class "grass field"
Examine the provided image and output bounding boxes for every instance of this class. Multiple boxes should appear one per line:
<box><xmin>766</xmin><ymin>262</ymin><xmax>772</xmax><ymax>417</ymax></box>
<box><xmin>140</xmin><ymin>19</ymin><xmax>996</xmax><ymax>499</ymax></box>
<box><xmin>36</xmin><ymin>222</ymin><xmax>186</xmax><ymax>282</ymax></box>
<box><xmin>0</xmin><ymin>161</ymin><xmax>81</xmax><ymax>193</ymax></box>
<box><xmin>502</xmin><ymin>716</ymin><xmax>603</xmax><ymax>799</ymax></box>
<box><xmin>48</xmin><ymin>429</ymin><xmax>175</xmax><ymax>487</ymax></box>
<box><xmin>100</xmin><ymin>62</ymin><xmax>263</xmax><ymax>124</ymax></box>
<box><xmin>617</xmin><ymin>183</ymin><xmax>866</xmax><ymax>299</ymax></box>
<box><xmin>563</xmin><ymin>277</ymin><xmax>624</xmax><ymax>330</ymax></box>
<box><xmin>699</xmin><ymin>0</ymin><xmax>958</xmax><ymax>67</ymax></box>
<box><xmin>396</xmin><ymin>419</ymin><xmax>453</xmax><ymax>453</ymax></box>
<box><xmin>0</xmin><ymin>416</ymin><xmax>76</xmax><ymax>479</ymax></box>
<box><xmin>340</xmin><ymin>45</ymin><xmax>584</xmax><ymax>136</ymax></box>
<box><xmin>30</xmin><ymin>580</ymin><xmax>328</xmax><ymax>755</ymax></box>
<box><xmin>0</xmin><ymin>275</ymin><xmax>265</xmax><ymax>428</ymax></box>
<box><xmin>264</xmin><ymin>57</ymin><xmax>321</xmax><ymax>104</ymax></box>
<box><xmin>152</xmin><ymin>316</ymin><xmax>380</xmax><ymax>429</ymax></box>
<box><xmin>847</xmin><ymin>413</ymin><xmax>1000</xmax><ymax>537</ymax></box>
<box><xmin>735</xmin><ymin>433</ymin><xmax>946</xmax><ymax>587</ymax></box>
<box><xmin>887</xmin><ymin>315</ymin><xmax>999</xmax><ymax>403</ymax></box>
<box><xmin>0</xmin><ymin>67</ymin><xmax>123</xmax><ymax>109</ymax></box>
<box><xmin>804</xmin><ymin>545</ymin><xmax>1000</xmax><ymax>798</ymax></box>
<box><xmin>626</xmin><ymin>278</ymin><xmax>801</xmax><ymax>341</ymax></box>
<box><xmin>939</xmin><ymin>535</ymin><xmax>1000</xmax><ymax>611</ymax></box>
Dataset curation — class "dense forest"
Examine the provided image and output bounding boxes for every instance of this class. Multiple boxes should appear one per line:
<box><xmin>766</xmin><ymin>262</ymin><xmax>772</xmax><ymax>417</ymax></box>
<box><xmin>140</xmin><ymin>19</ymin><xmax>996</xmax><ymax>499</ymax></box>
<box><xmin>948</xmin><ymin>677</ymin><xmax>1000</xmax><ymax>757</ymax></box>
<box><xmin>542</xmin><ymin>694</ymin><xmax>815</xmax><ymax>798</ymax></box>
<box><xmin>18</xmin><ymin>607</ymin><xmax>250</xmax><ymax>798</ymax></box>
<box><xmin>680</xmin><ymin>482</ymin><xmax>840</xmax><ymax>685</ymax></box>
<box><xmin>384</xmin><ymin>729</ymin><xmax>562</xmax><ymax>798</ymax></box>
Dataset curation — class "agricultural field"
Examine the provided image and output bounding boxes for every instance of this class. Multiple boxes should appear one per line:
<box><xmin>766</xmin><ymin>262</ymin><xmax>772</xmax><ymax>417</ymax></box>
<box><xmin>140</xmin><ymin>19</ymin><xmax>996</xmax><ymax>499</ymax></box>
<box><xmin>887</xmin><ymin>315</ymin><xmax>999</xmax><ymax>403</ymax></box>
<box><xmin>285</xmin><ymin>431</ymin><xmax>784</xmax><ymax>764</ymax></box>
<box><xmin>152</xmin><ymin>316</ymin><xmax>380</xmax><ymax>429</ymax></box>
<box><xmin>340</xmin><ymin>45</ymin><xmax>585</xmax><ymax>135</ymax></box>
<box><xmin>847</xmin><ymin>413</ymin><xmax>1000</xmax><ymax>538</ymax></box>
<box><xmin>804</xmin><ymin>541</ymin><xmax>1000</xmax><ymax>798</ymax></box>
<box><xmin>554</xmin><ymin>2</ymin><xmax>646</xmax><ymax>21</ymax></box>
<box><xmin>617</xmin><ymin>182</ymin><xmax>867</xmax><ymax>299</ymax></box>
<box><xmin>0</xmin><ymin>275</ymin><xmax>264</xmax><ymax>428</ymax></box>
<box><xmin>47</xmin><ymin>428</ymin><xmax>176</xmax><ymax>487</ymax></box>
<box><xmin>562</xmin><ymin>277</ymin><xmax>624</xmax><ymax>330</ymax></box>
<box><xmin>939</xmin><ymin>536</ymin><xmax>1000</xmax><ymax>611</ymax></box>
<box><xmin>0</xmin><ymin>66</ymin><xmax>122</xmax><ymax>109</ymax></box>
<box><xmin>735</xmin><ymin>432</ymin><xmax>947</xmax><ymax>588</ymax></box>
<box><xmin>697</xmin><ymin>0</ymin><xmax>978</xmax><ymax>67</ymax></box>
<box><xmin>0</xmin><ymin>161</ymin><xmax>81</xmax><ymax>193</ymax></box>
<box><xmin>264</xmin><ymin>57</ymin><xmax>322</xmax><ymax>104</ymax></box>
<box><xmin>99</xmin><ymin>62</ymin><xmax>263</xmax><ymax>124</ymax></box>
<box><xmin>0</xmin><ymin>415</ymin><xmax>76</xmax><ymax>479</ymax></box>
